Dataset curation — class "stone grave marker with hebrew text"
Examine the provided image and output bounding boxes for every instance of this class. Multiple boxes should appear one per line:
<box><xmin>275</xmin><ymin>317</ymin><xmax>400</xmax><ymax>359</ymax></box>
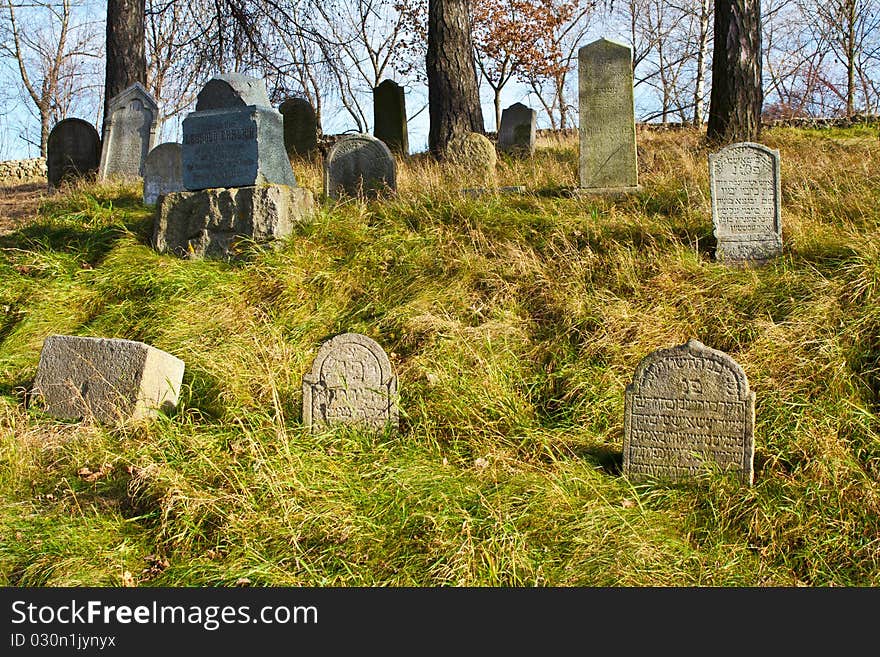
<box><xmin>99</xmin><ymin>82</ymin><xmax>159</xmax><ymax>180</ymax></box>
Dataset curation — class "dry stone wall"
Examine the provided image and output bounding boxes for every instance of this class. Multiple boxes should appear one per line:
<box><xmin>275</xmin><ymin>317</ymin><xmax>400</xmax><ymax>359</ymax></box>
<box><xmin>0</xmin><ymin>157</ymin><xmax>47</xmax><ymax>184</ymax></box>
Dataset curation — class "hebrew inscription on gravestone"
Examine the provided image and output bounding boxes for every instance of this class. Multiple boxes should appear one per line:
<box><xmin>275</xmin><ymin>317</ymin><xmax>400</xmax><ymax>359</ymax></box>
<box><xmin>709</xmin><ymin>142</ymin><xmax>782</xmax><ymax>264</ymax></box>
<box><xmin>99</xmin><ymin>82</ymin><xmax>159</xmax><ymax>180</ymax></box>
<box><xmin>623</xmin><ymin>339</ymin><xmax>755</xmax><ymax>485</ymax></box>
<box><xmin>302</xmin><ymin>333</ymin><xmax>398</xmax><ymax>432</ymax></box>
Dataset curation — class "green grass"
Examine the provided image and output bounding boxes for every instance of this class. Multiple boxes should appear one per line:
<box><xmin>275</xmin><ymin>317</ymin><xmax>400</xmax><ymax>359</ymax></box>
<box><xmin>1</xmin><ymin>125</ymin><xmax>880</xmax><ymax>586</ymax></box>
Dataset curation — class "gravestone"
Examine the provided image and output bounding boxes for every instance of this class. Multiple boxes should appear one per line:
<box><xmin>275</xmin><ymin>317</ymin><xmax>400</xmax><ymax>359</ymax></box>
<box><xmin>46</xmin><ymin>118</ymin><xmax>101</xmax><ymax>190</ymax></box>
<box><xmin>143</xmin><ymin>142</ymin><xmax>184</xmax><ymax>205</ymax></box>
<box><xmin>497</xmin><ymin>102</ymin><xmax>536</xmax><ymax>156</ymax></box>
<box><xmin>578</xmin><ymin>38</ymin><xmax>640</xmax><ymax>192</ymax></box>
<box><xmin>279</xmin><ymin>96</ymin><xmax>319</xmax><ymax>159</ymax></box>
<box><xmin>31</xmin><ymin>335</ymin><xmax>185</xmax><ymax>425</ymax></box>
<box><xmin>99</xmin><ymin>82</ymin><xmax>159</xmax><ymax>180</ymax></box>
<box><xmin>373</xmin><ymin>80</ymin><xmax>409</xmax><ymax>155</ymax></box>
<box><xmin>623</xmin><ymin>339</ymin><xmax>755</xmax><ymax>485</ymax></box>
<box><xmin>447</xmin><ymin>132</ymin><xmax>497</xmax><ymax>188</ymax></box>
<box><xmin>182</xmin><ymin>73</ymin><xmax>296</xmax><ymax>190</ymax></box>
<box><xmin>302</xmin><ymin>333</ymin><xmax>398</xmax><ymax>432</ymax></box>
<box><xmin>709</xmin><ymin>142</ymin><xmax>782</xmax><ymax>264</ymax></box>
<box><xmin>324</xmin><ymin>134</ymin><xmax>396</xmax><ymax>199</ymax></box>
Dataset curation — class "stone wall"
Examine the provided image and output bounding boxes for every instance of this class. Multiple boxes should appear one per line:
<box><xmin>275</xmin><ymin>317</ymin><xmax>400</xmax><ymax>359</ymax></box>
<box><xmin>0</xmin><ymin>157</ymin><xmax>47</xmax><ymax>184</ymax></box>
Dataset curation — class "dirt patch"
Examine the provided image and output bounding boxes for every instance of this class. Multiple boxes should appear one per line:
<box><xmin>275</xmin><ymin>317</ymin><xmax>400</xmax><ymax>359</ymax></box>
<box><xmin>0</xmin><ymin>182</ymin><xmax>47</xmax><ymax>234</ymax></box>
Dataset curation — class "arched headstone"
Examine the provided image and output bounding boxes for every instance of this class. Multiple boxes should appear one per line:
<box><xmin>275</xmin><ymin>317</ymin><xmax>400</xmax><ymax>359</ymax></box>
<box><xmin>623</xmin><ymin>339</ymin><xmax>755</xmax><ymax>485</ymax></box>
<box><xmin>323</xmin><ymin>134</ymin><xmax>396</xmax><ymax>200</ymax></box>
<box><xmin>709</xmin><ymin>142</ymin><xmax>782</xmax><ymax>265</ymax></box>
<box><xmin>143</xmin><ymin>142</ymin><xmax>183</xmax><ymax>205</ymax></box>
<box><xmin>47</xmin><ymin>118</ymin><xmax>101</xmax><ymax>190</ymax></box>
<box><xmin>99</xmin><ymin>82</ymin><xmax>159</xmax><ymax>180</ymax></box>
<box><xmin>373</xmin><ymin>80</ymin><xmax>409</xmax><ymax>155</ymax></box>
<box><xmin>279</xmin><ymin>97</ymin><xmax>319</xmax><ymax>159</ymax></box>
<box><xmin>302</xmin><ymin>333</ymin><xmax>399</xmax><ymax>432</ymax></box>
<box><xmin>497</xmin><ymin>102</ymin><xmax>536</xmax><ymax>156</ymax></box>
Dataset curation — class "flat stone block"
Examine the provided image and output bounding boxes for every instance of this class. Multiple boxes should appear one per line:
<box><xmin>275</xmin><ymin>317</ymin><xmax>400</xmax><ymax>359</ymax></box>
<box><xmin>152</xmin><ymin>184</ymin><xmax>315</xmax><ymax>259</ymax></box>
<box><xmin>31</xmin><ymin>335</ymin><xmax>185</xmax><ymax>424</ymax></box>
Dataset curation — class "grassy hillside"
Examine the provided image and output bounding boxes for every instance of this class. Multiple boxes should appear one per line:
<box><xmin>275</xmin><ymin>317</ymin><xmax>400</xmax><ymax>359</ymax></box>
<box><xmin>1</xmin><ymin>125</ymin><xmax>879</xmax><ymax>586</ymax></box>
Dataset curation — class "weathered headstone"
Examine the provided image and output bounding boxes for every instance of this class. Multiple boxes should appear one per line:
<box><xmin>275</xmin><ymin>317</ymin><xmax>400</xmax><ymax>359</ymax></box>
<box><xmin>623</xmin><ymin>339</ymin><xmax>755</xmax><ymax>485</ymax></box>
<box><xmin>302</xmin><ymin>333</ymin><xmax>398</xmax><ymax>432</ymax></box>
<box><xmin>279</xmin><ymin>96</ymin><xmax>319</xmax><ymax>159</ymax></box>
<box><xmin>578</xmin><ymin>38</ymin><xmax>640</xmax><ymax>192</ymax></box>
<box><xmin>143</xmin><ymin>142</ymin><xmax>184</xmax><ymax>205</ymax></box>
<box><xmin>497</xmin><ymin>102</ymin><xmax>536</xmax><ymax>156</ymax></box>
<box><xmin>31</xmin><ymin>335</ymin><xmax>185</xmax><ymax>425</ymax></box>
<box><xmin>153</xmin><ymin>185</ymin><xmax>314</xmax><ymax>259</ymax></box>
<box><xmin>447</xmin><ymin>132</ymin><xmax>497</xmax><ymax>189</ymax></box>
<box><xmin>99</xmin><ymin>82</ymin><xmax>159</xmax><ymax>180</ymax></box>
<box><xmin>46</xmin><ymin>118</ymin><xmax>101</xmax><ymax>191</ymax></box>
<box><xmin>373</xmin><ymin>80</ymin><xmax>409</xmax><ymax>155</ymax></box>
<box><xmin>709</xmin><ymin>142</ymin><xmax>782</xmax><ymax>264</ymax></box>
<box><xmin>182</xmin><ymin>73</ymin><xmax>296</xmax><ymax>190</ymax></box>
<box><xmin>324</xmin><ymin>134</ymin><xmax>396</xmax><ymax>200</ymax></box>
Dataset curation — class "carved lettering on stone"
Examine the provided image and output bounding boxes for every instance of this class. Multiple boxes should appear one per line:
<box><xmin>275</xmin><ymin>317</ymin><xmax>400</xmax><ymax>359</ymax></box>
<box><xmin>99</xmin><ymin>82</ymin><xmax>159</xmax><ymax>180</ymax></box>
<box><xmin>302</xmin><ymin>333</ymin><xmax>398</xmax><ymax>432</ymax></box>
<box><xmin>623</xmin><ymin>339</ymin><xmax>755</xmax><ymax>485</ymax></box>
<box><xmin>324</xmin><ymin>134</ymin><xmax>396</xmax><ymax>200</ymax></box>
<box><xmin>709</xmin><ymin>142</ymin><xmax>782</xmax><ymax>264</ymax></box>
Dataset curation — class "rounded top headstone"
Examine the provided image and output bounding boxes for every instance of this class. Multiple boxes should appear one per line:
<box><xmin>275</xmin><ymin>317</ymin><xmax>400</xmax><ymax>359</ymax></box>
<box><xmin>196</xmin><ymin>73</ymin><xmax>272</xmax><ymax>111</ymax></box>
<box><xmin>324</xmin><ymin>133</ymin><xmax>397</xmax><ymax>199</ymax></box>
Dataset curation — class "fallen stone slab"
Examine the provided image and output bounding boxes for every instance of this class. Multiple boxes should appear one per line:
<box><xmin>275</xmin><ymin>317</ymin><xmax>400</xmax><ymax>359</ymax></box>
<box><xmin>31</xmin><ymin>335</ymin><xmax>185</xmax><ymax>424</ymax></box>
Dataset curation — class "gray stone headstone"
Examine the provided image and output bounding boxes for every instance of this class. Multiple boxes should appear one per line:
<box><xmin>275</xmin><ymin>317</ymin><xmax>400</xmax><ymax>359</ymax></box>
<box><xmin>46</xmin><ymin>118</ymin><xmax>101</xmax><ymax>190</ymax></box>
<box><xmin>153</xmin><ymin>184</ymin><xmax>314</xmax><ymax>259</ymax></box>
<box><xmin>578</xmin><ymin>38</ymin><xmax>639</xmax><ymax>192</ymax></box>
<box><xmin>302</xmin><ymin>332</ymin><xmax>398</xmax><ymax>432</ymax></box>
<box><xmin>31</xmin><ymin>334</ymin><xmax>185</xmax><ymax>425</ymax></box>
<box><xmin>182</xmin><ymin>73</ymin><xmax>296</xmax><ymax>191</ymax></box>
<box><xmin>99</xmin><ymin>82</ymin><xmax>159</xmax><ymax>180</ymax></box>
<box><xmin>143</xmin><ymin>142</ymin><xmax>183</xmax><ymax>205</ymax></box>
<box><xmin>324</xmin><ymin>134</ymin><xmax>396</xmax><ymax>200</ymax></box>
<box><xmin>279</xmin><ymin>97</ymin><xmax>319</xmax><ymax>159</ymax></box>
<box><xmin>373</xmin><ymin>80</ymin><xmax>409</xmax><ymax>155</ymax></box>
<box><xmin>623</xmin><ymin>339</ymin><xmax>755</xmax><ymax>485</ymax></box>
<box><xmin>497</xmin><ymin>102</ymin><xmax>536</xmax><ymax>156</ymax></box>
<box><xmin>709</xmin><ymin>142</ymin><xmax>782</xmax><ymax>264</ymax></box>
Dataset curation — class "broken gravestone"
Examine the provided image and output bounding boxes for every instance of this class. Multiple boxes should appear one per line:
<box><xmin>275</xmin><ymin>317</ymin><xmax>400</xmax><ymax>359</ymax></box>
<box><xmin>709</xmin><ymin>142</ymin><xmax>782</xmax><ymax>265</ymax></box>
<box><xmin>623</xmin><ymin>339</ymin><xmax>755</xmax><ymax>485</ymax></box>
<box><xmin>302</xmin><ymin>333</ymin><xmax>398</xmax><ymax>432</ymax></box>
<box><xmin>31</xmin><ymin>335</ymin><xmax>185</xmax><ymax>425</ymax></box>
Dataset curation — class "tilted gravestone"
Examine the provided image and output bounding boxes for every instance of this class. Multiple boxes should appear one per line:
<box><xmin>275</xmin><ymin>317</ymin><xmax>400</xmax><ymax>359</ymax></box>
<box><xmin>709</xmin><ymin>142</ymin><xmax>782</xmax><ymax>265</ymax></box>
<box><xmin>324</xmin><ymin>134</ymin><xmax>396</xmax><ymax>200</ymax></box>
<box><xmin>99</xmin><ymin>82</ymin><xmax>159</xmax><ymax>180</ymax></box>
<box><xmin>46</xmin><ymin>118</ymin><xmax>101</xmax><ymax>190</ymax></box>
<box><xmin>497</xmin><ymin>102</ymin><xmax>536</xmax><ymax>156</ymax></box>
<box><xmin>623</xmin><ymin>339</ymin><xmax>755</xmax><ymax>485</ymax></box>
<box><xmin>373</xmin><ymin>79</ymin><xmax>409</xmax><ymax>155</ymax></box>
<box><xmin>143</xmin><ymin>142</ymin><xmax>184</xmax><ymax>205</ymax></box>
<box><xmin>182</xmin><ymin>73</ymin><xmax>296</xmax><ymax>190</ymax></box>
<box><xmin>31</xmin><ymin>335</ymin><xmax>185</xmax><ymax>425</ymax></box>
<box><xmin>578</xmin><ymin>38</ymin><xmax>639</xmax><ymax>192</ymax></box>
<box><xmin>302</xmin><ymin>333</ymin><xmax>399</xmax><ymax>432</ymax></box>
<box><xmin>279</xmin><ymin>96</ymin><xmax>319</xmax><ymax>159</ymax></box>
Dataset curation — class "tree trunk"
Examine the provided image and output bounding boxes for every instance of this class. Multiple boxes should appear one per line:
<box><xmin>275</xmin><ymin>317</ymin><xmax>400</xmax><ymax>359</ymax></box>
<box><xmin>706</xmin><ymin>0</ymin><xmax>762</xmax><ymax>143</ymax></box>
<box><xmin>40</xmin><ymin>109</ymin><xmax>50</xmax><ymax>157</ymax></box>
<box><xmin>104</xmin><ymin>0</ymin><xmax>146</xmax><ymax>122</ymax></box>
<box><xmin>427</xmin><ymin>0</ymin><xmax>484</xmax><ymax>157</ymax></box>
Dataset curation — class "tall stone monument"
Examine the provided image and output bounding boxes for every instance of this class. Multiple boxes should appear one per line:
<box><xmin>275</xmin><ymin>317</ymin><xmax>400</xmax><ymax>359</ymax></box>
<box><xmin>578</xmin><ymin>38</ymin><xmax>639</xmax><ymax>193</ymax></box>
<box><xmin>497</xmin><ymin>102</ymin><xmax>536</xmax><ymax>156</ymax></box>
<box><xmin>31</xmin><ymin>334</ymin><xmax>185</xmax><ymax>425</ymax></box>
<box><xmin>302</xmin><ymin>333</ymin><xmax>399</xmax><ymax>432</ymax></box>
<box><xmin>623</xmin><ymin>339</ymin><xmax>755</xmax><ymax>485</ymax></box>
<box><xmin>279</xmin><ymin>96</ymin><xmax>319</xmax><ymax>159</ymax></box>
<box><xmin>46</xmin><ymin>118</ymin><xmax>101</xmax><ymax>191</ymax></box>
<box><xmin>373</xmin><ymin>79</ymin><xmax>409</xmax><ymax>155</ymax></box>
<box><xmin>324</xmin><ymin>134</ymin><xmax>396</xmax><ymax>200</ymax></box>
<box><xmin>143</xmin><ymin>142</ymin><xmax>184</xmax><ymax>205</ymax></box>
<box><xmin>99</xmin><ymin>82</ymin><xmax>159</xmax><ymax>180</ymax></box>
<box><xmin>709</xmin><ymin>142</ymin><xmax>782</xmax><ymax>265</ymax></box>
<box><xmin>154</xmin><ymin>73</ymin><xmax>314</xmax><ymax>259</ymax></box>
